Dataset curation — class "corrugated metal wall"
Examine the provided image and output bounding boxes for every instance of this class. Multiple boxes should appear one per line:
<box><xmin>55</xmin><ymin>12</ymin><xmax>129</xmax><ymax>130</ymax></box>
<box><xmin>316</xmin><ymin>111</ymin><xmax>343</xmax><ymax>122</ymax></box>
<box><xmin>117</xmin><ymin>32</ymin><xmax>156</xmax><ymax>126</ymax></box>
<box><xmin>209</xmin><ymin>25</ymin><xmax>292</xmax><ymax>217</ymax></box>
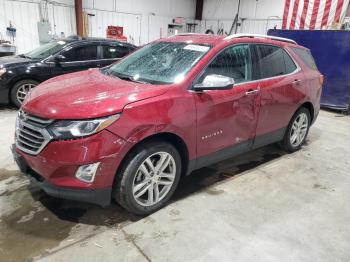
<box><xmin>0</xmin><ymin>0</ymin><xmax>283</xmax><ymax>54</ymax></box>
<box><xmin>0</xmin><ymin>0</ymin><xmax>75</xmax><ymax>54</ymax></box>
<box><xmin>240</xmin><ymin>19</ymin><xmax>282</xmax><ymax>34</ymax></box>
<box><xmin>200</xmin><ymin>0</ymin><xmax>283</xmax><ymax>35</ymax></box>
<box><xmin>2</xmin><ymin>0</ymin><xmax>41</xmax><ymax>53</ymax></box>
<box><xmin>0</xmin><ymin>0</ymin><xmax>197</xmax><ymax>53</ymax></box>
<box><xmin>47</xmin><ymin>3</ymin><xmax>76</xmax><ymax>39</ymax></box>
<box><xmin>197</xmin><ymin>18</ymin><xmax>282</xmax><ymax>35</ymax></box>
<box><xmin>83</xmin><ymin>10</ymin><xmax>200</xmax><ymax>46</ymax></box>
<box><xmin>203</xmin><ymin>0</ymin><xmax>284</xmax><ymax>20</ymax></box>
<box><xmin>83</xmin><ymin>0</ymin><xmax>196</xmax><ymax>18</ymax></box>
<box><xmin>83</xmin><ymin>9</ymin><xmax>142</xmax><ymax>45</ymax></box>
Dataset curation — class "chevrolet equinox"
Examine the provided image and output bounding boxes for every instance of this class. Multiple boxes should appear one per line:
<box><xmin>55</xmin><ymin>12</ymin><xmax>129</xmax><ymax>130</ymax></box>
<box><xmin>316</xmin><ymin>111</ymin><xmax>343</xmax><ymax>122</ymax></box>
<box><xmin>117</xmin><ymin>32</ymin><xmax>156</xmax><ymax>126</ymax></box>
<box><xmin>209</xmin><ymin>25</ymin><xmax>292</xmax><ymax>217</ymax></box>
<box><xmin>12</xmin><ymin>34</ymin><xmax>323</xmax><ymax>215</ymax></box>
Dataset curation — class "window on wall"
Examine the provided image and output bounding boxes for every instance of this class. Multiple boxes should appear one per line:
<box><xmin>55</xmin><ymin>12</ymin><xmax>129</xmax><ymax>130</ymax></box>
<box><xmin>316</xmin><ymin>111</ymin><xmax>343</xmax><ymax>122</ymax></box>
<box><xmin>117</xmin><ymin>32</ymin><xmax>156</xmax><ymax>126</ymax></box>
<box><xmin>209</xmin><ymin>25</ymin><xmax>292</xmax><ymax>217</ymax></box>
<box><xmin>256</xmin><ymin>45</ymin><xmax>297</xmax><ymax>79</ymax></box>
<box><xmin>102</xmin><ymin>45</ymin><xmax>130</xmax><ymax>59</ymax></box>
<box><xmin>62</xmin><ymin>44</ymin><xmax>98</xmax><ymax>61</ymax></box>
<box><xmin>198</xmin><ymin>44</ymin><xmax>253</xmax><ymax>84</ymax></box>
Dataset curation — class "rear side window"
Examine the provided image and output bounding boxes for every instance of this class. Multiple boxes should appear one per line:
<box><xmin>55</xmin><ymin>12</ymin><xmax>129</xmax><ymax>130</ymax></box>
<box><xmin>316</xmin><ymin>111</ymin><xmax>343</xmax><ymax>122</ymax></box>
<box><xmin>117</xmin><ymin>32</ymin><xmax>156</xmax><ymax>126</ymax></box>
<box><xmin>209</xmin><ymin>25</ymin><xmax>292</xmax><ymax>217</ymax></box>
<box><xmin>283</xmin><ymin>51</ymin><xmax>298</xmax><ymax>74</ymax></box>
<box><xmin>256</xmin><ymin>45</ymin><xmax>297</xmax><ymax>79</ymax></box>
<box><xmin>292</xmin><ymin>47</ymin><xmax>318</xmax><ymax>70</ymax></box>
<box><xmin>102</xmin><ymin>44</ymin><xmax>130</xmax><ymax>59</ymax></box>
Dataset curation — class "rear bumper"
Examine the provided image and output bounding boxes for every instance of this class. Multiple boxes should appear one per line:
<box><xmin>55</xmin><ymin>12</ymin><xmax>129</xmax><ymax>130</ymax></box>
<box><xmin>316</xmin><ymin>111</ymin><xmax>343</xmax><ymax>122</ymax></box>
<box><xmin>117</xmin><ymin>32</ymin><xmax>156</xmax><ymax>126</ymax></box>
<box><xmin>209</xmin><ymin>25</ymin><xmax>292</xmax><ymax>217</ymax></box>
<box><xmin>312</xmin><ymin>109</ymin><xmax>319</xmax><ymax>125</ymax></box>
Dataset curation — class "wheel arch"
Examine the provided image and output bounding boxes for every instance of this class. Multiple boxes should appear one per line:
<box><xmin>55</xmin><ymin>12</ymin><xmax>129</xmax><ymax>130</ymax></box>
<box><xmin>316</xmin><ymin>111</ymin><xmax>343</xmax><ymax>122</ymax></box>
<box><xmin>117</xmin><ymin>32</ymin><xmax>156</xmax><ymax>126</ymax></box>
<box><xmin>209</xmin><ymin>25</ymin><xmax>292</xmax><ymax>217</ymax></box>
<box><xmin>115</xmin><ymin>132</ymin><xmax>190</xmax><ymax>181</ymax></box>
<box><xmin>300</xmin><ymin>101</ymin><xmax>314</xmax><ymax>123</ymax></box>
<box><xmin>9</xmin><ymin>75</ymin><xmax>42</xmax><ymax>87</ymax></box>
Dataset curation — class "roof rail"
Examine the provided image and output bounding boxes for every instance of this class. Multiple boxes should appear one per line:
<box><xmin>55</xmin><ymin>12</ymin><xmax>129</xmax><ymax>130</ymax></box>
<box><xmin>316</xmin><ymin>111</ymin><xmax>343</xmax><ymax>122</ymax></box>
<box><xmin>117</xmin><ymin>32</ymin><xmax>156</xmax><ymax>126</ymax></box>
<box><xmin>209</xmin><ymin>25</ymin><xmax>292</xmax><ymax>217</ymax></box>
<box><xmin>168</xmin><ymin>33</ymin><xmax>205</xmax><ymax>38</ymax></box>
<box><xmin>224</xmin><ymin>34</ymin><xmax>297</xmax><ymax>44</ymax></box>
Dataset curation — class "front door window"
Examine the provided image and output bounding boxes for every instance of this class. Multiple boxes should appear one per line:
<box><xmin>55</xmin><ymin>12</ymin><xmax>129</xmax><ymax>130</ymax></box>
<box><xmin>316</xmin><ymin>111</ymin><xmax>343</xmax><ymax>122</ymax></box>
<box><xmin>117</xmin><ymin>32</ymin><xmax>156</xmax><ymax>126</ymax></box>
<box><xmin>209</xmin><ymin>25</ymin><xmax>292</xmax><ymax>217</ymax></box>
<box><xmin>62</xmin><ymin>45</ymin><xmax>98</xmax><ymax>62</ymax></box>
<box><xmin>198</xmin><ymin>44</ymin><xmax>253</xmax><ymax>84</ymax></box>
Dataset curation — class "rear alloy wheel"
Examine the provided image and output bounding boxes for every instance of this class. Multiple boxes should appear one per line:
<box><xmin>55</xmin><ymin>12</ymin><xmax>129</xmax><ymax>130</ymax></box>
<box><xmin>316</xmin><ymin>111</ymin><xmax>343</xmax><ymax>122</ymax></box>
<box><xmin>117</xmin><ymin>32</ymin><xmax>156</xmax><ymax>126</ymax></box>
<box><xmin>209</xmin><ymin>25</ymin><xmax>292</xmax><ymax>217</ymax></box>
<box><xmin>281</xmin><ymin>107</ymin><xmax>311</xmax><ymax>152</ymax></box>
<box><xmin>10</xmin><ymin>80</ymin><xmax>38</xmax><ymax>107</ymax></box>
<box><xmin>290</xmin><ymin>112</ymin><xmax>308</xmax><ymax>147</ymax></box>
<box><xmin>114</xmin><ymin>141</ymin><xmax>181</xmax><ymax>215</ymax></box>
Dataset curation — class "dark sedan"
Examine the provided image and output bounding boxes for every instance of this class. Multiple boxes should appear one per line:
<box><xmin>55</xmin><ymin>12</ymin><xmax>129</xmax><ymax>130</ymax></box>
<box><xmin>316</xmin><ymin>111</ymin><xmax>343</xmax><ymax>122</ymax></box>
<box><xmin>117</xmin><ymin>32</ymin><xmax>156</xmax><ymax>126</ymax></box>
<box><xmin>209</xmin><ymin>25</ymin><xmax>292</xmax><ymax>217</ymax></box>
<box><xmin>0</xmin><ymin>36</ymin><xmax>136</xmax><ymax>107</ymax></box>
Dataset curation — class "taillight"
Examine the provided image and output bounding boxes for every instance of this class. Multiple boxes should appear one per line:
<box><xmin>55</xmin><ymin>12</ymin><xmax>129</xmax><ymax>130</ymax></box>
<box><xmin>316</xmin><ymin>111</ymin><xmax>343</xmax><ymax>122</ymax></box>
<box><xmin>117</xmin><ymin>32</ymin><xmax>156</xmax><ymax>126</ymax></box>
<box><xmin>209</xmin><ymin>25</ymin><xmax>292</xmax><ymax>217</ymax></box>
<box><xmin>319</xmin><ymin>74</ymin><xmax>324</xmax><ymax>85</ymax></box>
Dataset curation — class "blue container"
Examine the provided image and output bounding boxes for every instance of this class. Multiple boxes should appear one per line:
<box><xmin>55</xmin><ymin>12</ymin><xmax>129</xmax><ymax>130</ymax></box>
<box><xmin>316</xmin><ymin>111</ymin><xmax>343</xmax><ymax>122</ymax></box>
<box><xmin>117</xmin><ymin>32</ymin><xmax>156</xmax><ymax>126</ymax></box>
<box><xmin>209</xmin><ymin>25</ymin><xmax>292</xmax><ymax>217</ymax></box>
<box><xmin>268</xmin><ymin>29</ymin><xmax>350</xmax><ymax>111</ymax></box>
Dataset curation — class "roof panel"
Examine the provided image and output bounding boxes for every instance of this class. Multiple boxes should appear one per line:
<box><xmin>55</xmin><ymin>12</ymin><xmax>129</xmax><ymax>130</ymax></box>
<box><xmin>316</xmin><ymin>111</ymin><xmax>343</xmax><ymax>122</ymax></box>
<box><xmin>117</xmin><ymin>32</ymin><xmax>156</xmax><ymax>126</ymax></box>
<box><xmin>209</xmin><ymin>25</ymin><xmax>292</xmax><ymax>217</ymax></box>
<box><xmin>162</xmin><ymin>34</ymin><xmax>225</xmax><ymax>46</ymax></box>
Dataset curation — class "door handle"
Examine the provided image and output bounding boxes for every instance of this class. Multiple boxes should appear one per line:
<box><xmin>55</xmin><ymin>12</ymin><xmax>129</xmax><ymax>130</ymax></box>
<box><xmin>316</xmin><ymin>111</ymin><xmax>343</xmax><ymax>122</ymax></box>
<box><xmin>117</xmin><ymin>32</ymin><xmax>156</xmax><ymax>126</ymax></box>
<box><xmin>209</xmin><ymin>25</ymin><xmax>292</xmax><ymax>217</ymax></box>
<box><xmin>292</xmin><ymin>79</ymin><xmax>302</xmax><ymax>85</ymax></box>
<box><xmin>245</xmin><ymin>89</ymin><xmax>260</xmax><ymax>95</ymax></box>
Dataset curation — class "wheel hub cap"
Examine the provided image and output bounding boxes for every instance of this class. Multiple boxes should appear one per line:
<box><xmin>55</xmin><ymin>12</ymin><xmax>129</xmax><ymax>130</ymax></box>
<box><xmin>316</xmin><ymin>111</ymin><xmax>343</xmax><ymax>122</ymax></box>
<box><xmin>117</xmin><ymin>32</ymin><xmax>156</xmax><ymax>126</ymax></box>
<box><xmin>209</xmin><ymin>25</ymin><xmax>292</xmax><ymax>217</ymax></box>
<box><xmin>17</xmin><ymin>83</ymin><xmax>36</xmax><ymax>104</ymax></box>
<box><xmin>132</xmin><ymin>152</ymin><xmax>176</xmax><ymax>207</ymax></box>
<box><xmin>290</xmin><ymin>112</ymin><xmax>308</xmax><ymax>147</ymax></box>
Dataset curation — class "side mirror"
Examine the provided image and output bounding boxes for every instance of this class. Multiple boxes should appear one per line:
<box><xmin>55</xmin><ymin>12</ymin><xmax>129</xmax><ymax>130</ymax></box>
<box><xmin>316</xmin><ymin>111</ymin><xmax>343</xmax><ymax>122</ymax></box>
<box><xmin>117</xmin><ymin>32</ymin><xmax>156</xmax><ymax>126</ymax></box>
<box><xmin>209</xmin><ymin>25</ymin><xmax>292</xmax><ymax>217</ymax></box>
<box><xmin>53</xmin><ymin>54</ymin><xmax>66</xmax><ymax>64</ymax></box>
<box><xmin>193</xmin><ymin>74</ymin><xmax>235</xmax><ymax>91</ymax></box>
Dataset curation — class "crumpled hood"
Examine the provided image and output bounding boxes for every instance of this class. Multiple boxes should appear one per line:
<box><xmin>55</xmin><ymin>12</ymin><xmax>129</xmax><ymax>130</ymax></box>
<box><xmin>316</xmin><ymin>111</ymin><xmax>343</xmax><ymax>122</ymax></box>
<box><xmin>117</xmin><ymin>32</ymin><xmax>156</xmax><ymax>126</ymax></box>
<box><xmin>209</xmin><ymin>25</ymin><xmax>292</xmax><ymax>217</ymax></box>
<box><xmin>22</xmin><ymin>69</ymin><xmax>168</xmax><ymax>119</ymax></box>
<box><xmin>0</xmin><ymin>56</ymin><xmax>34</xmax><ymax>68</ymax></box>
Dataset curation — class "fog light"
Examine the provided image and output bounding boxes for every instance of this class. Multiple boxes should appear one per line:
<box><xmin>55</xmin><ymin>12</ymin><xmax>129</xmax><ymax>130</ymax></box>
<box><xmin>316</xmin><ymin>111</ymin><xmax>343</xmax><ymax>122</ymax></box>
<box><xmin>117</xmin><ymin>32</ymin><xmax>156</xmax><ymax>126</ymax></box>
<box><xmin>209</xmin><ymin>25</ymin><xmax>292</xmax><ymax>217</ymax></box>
<box><xmin>75</xmin><ymin>162</ymin><xmax>100</xmax><ymax>183</ymax></box>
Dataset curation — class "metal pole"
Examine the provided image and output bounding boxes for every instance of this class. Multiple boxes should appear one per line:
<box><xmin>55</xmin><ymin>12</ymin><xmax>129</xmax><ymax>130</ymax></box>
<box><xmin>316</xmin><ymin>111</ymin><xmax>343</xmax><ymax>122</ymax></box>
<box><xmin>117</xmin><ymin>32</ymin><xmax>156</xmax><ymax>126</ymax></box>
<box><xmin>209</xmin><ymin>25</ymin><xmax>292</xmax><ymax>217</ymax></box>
<box><xmin>235</xmin><ymin>0</ymin><xmax>241</xmax><ymax>34</ymax></box>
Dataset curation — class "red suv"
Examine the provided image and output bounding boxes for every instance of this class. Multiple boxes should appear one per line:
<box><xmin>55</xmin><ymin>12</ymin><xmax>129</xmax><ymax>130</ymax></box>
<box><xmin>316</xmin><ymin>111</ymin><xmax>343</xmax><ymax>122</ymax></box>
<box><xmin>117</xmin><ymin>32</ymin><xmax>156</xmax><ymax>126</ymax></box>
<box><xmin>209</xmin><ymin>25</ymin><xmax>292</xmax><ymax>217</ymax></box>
<box><xmin>12</xmin><ymin>34</ymin><xmax>323</xmax><ymax>215</ymax></box>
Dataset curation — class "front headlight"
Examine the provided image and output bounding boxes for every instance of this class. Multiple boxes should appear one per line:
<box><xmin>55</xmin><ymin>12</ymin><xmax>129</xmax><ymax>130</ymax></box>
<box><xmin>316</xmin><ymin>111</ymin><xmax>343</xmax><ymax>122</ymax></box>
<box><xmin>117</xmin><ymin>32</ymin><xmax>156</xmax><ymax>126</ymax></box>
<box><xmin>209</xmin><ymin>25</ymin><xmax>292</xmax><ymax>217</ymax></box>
<box><xmin>48</xmin><ymin>114</ymin><xmax>120</xmax><ymax>140</ymax></box>
<box><xmin>0</xmin><ymin>68</ymin><xmax>6</xmax><ymax>78</ymax></box>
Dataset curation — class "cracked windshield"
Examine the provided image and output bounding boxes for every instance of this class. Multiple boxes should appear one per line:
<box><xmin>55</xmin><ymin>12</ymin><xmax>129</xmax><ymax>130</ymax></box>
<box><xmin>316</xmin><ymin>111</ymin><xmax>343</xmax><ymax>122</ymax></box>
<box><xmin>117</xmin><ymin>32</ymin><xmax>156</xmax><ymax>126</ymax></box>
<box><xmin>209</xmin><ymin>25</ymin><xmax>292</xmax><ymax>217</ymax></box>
<box><xmin>106</xmin><ymin>42</ymin><xmax>211</xmax><ymax>84</ymax></box>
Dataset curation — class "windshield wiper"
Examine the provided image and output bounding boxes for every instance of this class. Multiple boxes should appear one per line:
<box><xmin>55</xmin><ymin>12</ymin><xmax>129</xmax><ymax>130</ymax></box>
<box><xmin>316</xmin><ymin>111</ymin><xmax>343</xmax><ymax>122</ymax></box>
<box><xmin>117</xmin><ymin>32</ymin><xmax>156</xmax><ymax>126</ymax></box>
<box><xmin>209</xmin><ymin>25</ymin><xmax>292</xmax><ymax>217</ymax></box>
<box><xmin>18</xmin><ymin>54</ymin><xmax>31</xmax><ymax>59</ymax></box>
<box><xmin>110</xmin><ymin>71</ymin><xmax>149</xmax><ymax>84</ymax></box>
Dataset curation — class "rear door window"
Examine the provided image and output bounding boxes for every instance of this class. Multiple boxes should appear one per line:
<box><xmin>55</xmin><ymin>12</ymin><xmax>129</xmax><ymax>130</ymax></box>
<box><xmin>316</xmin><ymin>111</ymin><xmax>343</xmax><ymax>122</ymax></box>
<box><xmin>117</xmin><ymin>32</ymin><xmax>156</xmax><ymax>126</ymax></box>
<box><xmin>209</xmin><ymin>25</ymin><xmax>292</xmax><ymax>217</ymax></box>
<box><xmin>256</xmin><ymin>45</ymin><xmax>297</xmax><ymax>79</ymax></box>
<box><xmin>102</xmin><ymin>44</ymin><xmax>130</xmax><ymax>59</ymax></box>
<box><xmin>291</xmin><ymin>47</ymin><xmax>318</xmax><ymax>70</ymax></box>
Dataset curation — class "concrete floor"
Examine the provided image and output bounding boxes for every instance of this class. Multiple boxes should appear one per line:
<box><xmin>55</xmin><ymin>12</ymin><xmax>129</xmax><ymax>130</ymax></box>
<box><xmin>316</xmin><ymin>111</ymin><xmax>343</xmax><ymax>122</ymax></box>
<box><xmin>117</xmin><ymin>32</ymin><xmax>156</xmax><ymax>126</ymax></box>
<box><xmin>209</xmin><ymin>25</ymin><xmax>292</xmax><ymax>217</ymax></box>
<box><xmin>0</xmin><ymin>106</ymin><xmax>349</xmax><ymax>262</ymax></box>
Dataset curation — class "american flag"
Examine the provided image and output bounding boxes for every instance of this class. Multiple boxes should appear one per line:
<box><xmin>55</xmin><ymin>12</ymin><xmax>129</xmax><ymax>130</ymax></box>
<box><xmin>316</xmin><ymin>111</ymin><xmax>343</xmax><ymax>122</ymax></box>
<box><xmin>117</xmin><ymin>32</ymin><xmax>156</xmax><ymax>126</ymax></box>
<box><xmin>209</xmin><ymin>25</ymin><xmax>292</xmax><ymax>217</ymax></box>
<box><xmin>282</xmin><ymin>0</ymin><xmax>350</xmax><ymax>29</ymax></box>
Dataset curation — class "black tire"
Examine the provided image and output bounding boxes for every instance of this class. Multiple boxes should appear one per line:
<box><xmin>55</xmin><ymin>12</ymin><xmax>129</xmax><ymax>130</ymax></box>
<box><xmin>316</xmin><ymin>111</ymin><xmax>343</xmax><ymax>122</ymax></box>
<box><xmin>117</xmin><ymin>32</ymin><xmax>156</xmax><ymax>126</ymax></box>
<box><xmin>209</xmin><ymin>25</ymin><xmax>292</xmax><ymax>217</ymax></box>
<box><xmin>10</xmin><ymin>79</ymin><xmax>39</xmax><ymax>108</ymax></box>
<box><xmin>113</xmin><ymin>140</ymin><xmax>181</xmax><ymax>215</ymax></box>
<box><xmin>344</xmin><ymin>103</ymin><xmax>350</xmax><ymax>115</ymax></box>
<box><xmin>281</xmin><ymin>107</ymin><xmax>311</xmax><ymax>152</ymax></box>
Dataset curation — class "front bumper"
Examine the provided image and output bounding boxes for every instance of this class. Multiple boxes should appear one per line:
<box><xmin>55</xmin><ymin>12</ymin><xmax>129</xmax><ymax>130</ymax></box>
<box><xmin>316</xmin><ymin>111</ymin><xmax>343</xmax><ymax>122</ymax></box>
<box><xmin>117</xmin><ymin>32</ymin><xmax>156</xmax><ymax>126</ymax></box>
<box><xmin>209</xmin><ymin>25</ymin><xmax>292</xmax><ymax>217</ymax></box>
<box><xmin>11</xmin><ymin>129</ymin><xmax>130</xmax><ymax>206</ymax></box>
<box><xmin>0</xmin><ymin>78</ymin><xmax>10</xmax><ymax>104</ymax></box>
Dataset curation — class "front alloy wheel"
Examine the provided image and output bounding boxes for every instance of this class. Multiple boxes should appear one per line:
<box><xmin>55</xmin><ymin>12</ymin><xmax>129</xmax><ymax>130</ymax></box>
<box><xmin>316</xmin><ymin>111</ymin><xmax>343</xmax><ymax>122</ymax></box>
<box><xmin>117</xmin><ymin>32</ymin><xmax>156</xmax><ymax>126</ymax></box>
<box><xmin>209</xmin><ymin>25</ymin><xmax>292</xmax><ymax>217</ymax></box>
<box><xmin>132</xmin><ymin>152</ymin><xmax>176</xmax><ymax>207</ymax></box>
<box><xmin>114</xmin><ymin>141</ymin><xmax>181</xmax><ymax>215</ymax></box>
<box><xmin>17</xmin><ymin>83</ymin><xmax>36</xmax><ymax>104</ymax></box>
<box><xmin>11</xmin><ymin>79</ymin><xmax>39</xmax><ymax>107</ymax></box>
